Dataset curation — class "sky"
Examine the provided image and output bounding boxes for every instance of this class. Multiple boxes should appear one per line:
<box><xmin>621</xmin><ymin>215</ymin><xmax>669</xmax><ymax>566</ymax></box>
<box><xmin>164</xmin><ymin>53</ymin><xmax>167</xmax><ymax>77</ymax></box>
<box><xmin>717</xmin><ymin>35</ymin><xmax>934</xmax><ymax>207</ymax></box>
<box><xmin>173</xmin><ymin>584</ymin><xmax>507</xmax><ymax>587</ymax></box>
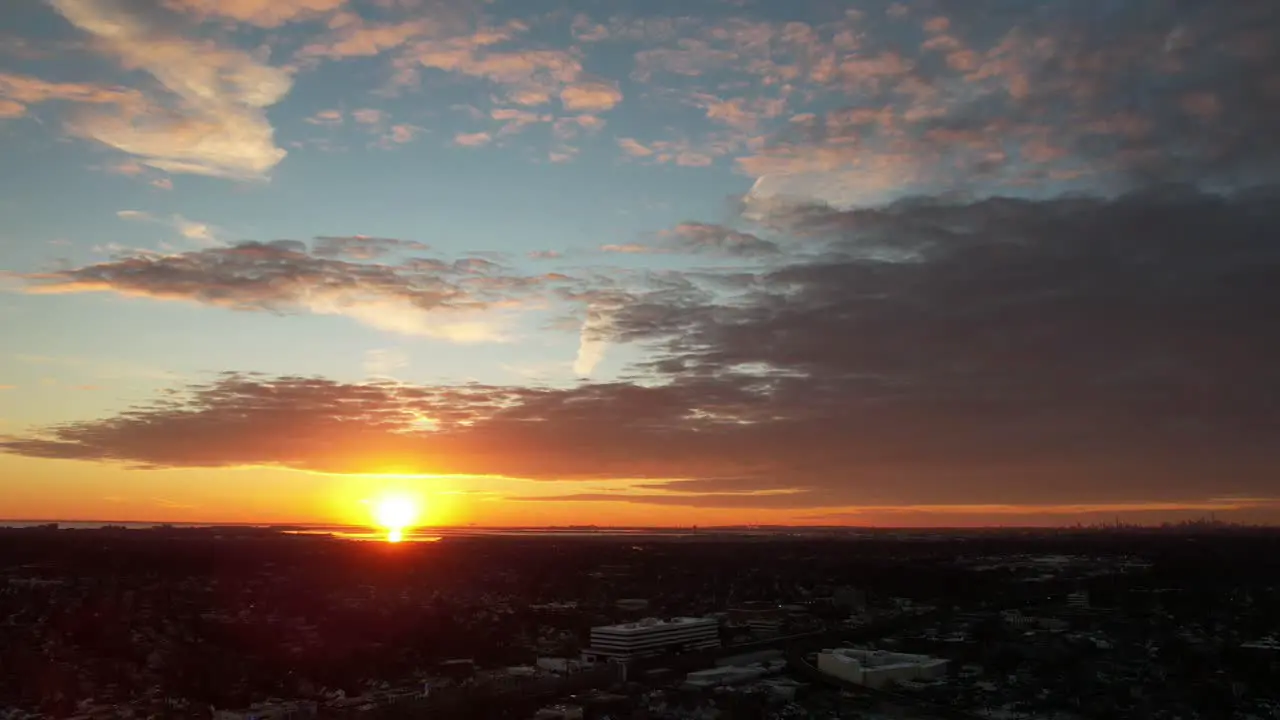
<box><xmin>1</xmin><ymin>0</ymin><xmax>1279</xmax><ymax>529</ymax></box>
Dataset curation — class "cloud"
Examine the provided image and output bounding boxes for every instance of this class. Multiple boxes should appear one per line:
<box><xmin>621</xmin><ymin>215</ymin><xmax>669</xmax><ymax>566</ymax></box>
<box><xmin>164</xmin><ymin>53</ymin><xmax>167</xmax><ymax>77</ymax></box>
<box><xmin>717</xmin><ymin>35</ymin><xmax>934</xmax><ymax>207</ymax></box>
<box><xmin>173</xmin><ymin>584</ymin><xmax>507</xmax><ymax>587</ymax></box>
<box><xmin>0</xmin><ymin>99</ymin><xmax>27</xmax><ymax>118</ymax></box>
<box><xmin>363</xmin><ymin>348</ymin><xmax>409</xmax><ymax>378</ymax></box>
<box><xmin>51</xmin><ymin>184</ymin><xmax>1280</xmax><ymax>500</ymax></box>
<box><xmin>163</xmin><ymin>0</ymin><xmax>345</xmax><ymax>27</ymax></box>
<box><xmin>48</xmin><ymin>0</ymin><xmax>293</xmax><ymax>179</ymax></box>
<box><xmin>297</xmin><ymin>13</ymin><xmax>433</xmax><ymax>59</ymax></box>
<box><xmin>600</xmin><ymin>243</ymin><xmax>659</xmax><ymax>254</ymax></box>
<box><xmin>13</xmin><ymin>241</ymin><xmax>572</xmax><ymax>342</ymax></box>
<box><xmin>559</xmin><ymin>80</ymin><xmax>623</xmax><ymax>112</ymax></box>
<box><xmin>351</xmin><ymin>108</ymin><xmax>384</xmax><ymax>125</ymax></box>
<box><xmin>572</xmin><ymin>301</ymin><xmax>618</xmax><ymax>377</ymax></box>
<box><xmin>600</xmin><ymin>225</ymin><xmax>779</xmax><ymax>259</ymax></box>
<box><xmin>663</xmin><ymin>223</ymin><xmax>779</xmax><ymax>257</ymax></box>
<box><xmin>116</xmin><ymin>209</ymin><xmax>221</xmax><ymax>246</ymax></box>
<box><xmin>600</xmin><ymin>1</ymin><xmax>1280</xmax><ymax>206</ymax></box>
<box><xmin>8</xmin><ymin>176</ymin><xmax>1280</xmax><ymax>513</ymax></box>
<box><xmin>453</xmin><ymin>131</ymin><xmax>492</xmax><ymax>147</ymax></box>
<box><xmin>311</xmin><ymin>235</ymin><xmax>430</xmax><ymax>260</ymax></box>
<box><xmin>617</xmin><ymin>137</ymin><xmax>653</xmax><ymax>157</ymax></box>
<box><xmin>0</xmin><ymin>71</ymin><xmax>144</xmax><ymax>119</ymax></box>
<box><xmin>382</xmin><ymin>124</ymin><xmax>419</xmax><ymax>144</ymax></box>
<box><xmin>305</xmin><ymin>109</ymin><xmax>344</xmax><ymax>126</ymax></box>
<box><xmin>389</xmin><ymin>23</ymin><xmax>587</xmax><ymax>106</ymax></box>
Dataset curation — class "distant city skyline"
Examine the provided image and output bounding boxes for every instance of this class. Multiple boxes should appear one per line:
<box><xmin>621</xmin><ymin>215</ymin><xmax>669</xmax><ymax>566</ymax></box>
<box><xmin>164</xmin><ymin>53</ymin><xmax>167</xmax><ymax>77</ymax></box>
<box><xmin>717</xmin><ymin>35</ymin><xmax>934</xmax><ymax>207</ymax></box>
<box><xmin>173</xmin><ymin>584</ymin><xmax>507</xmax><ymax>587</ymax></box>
<box><xmin>2</xmin><ymin>0</ymin><xmax>1279</xmax><ymax>528</ymax></box>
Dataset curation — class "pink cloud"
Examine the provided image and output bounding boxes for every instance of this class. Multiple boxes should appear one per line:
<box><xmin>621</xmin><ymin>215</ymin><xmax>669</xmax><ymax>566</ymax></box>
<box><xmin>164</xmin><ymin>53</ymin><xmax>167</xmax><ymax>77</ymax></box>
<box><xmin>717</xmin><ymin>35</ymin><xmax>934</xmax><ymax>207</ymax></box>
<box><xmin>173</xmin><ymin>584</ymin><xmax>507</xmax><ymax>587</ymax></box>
<box><xmin>633</xmin><ymin>41</ymin><xmax>737</xmax><ymax>81</ymax></box>
<box><xmin>298</xmin><ymin>14</ymin><xmax>433</xmax><ymax>59</ymax></box>
<box><xmin>0</xmin><ymin>99</ymin><xmax>26</xmax><ymax>118</ymax></box>
<box><xmin>0</xmin><ymin>72</ymin><xmax>144</xmax><ymax>119</ymax></box>
<box><xmin>617</xmin><ymin>137</ymin><xmax>654</xmax><ymax>157</ymax></box>
<box><xmin>571</xmin><ymin>14</ymin><xmax>609</xmax><ymax>42</ymax></box>
<box><xmin>600</xmin><ymin>243</ymin><xmax>659</xmax><ymax>254</ymax></box>
<box><xmin>924</xmin><ymin>16</ymin><xmax>951</xmax><ymax>34</ymax></box>
<box><xmin>386</xmin><ymin>124</ymin><xmax>418</xmax><ymax>144</ymax></box>
<box><xmin>454</xmin><ymin>131</ymin><xmax>492</xmax><ymax>147</ymax></box>
<box><xmin>164</xmin><ymin>0</ymin><xmax>344</xmax><ymax>27</ymax></box>
<box><xmin>491</xmin><ymin>107</ymin><xmax>550</xmax><ymax>135</ymax></box>
<box><xmin>559</xmin><ymin>80</ymin><xmax>623</xmax><ymax>112</ymax></box>
<box><xmin>352</xmin><ymin>108</ymin><xmax>384</xmax><ymax>125</ymax></box>
<box><xmin>104</xmin><ymin>160</ymin><xmax>146</xmax><ymax>176</ymax></box>
<box><xmin>305</xmin><ymin>109</ymin><xmax>344</xmax><ymax>126</ymax></box>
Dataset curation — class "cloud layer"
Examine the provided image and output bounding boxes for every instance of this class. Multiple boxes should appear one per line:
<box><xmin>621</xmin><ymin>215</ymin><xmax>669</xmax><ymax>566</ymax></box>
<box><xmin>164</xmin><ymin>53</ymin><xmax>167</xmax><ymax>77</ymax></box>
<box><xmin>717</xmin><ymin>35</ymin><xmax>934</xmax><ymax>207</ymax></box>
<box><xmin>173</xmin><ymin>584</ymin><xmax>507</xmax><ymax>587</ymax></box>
<box><xmin>7</xmin><ymin>186</ymin><xmax>1280</xmax><ymax>510</ymax></box>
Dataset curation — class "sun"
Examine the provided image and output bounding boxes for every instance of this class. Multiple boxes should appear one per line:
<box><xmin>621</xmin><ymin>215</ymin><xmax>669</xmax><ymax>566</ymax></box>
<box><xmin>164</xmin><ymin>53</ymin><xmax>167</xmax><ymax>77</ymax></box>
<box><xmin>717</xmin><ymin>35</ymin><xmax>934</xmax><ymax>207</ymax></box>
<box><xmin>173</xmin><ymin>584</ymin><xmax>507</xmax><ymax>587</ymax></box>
<box><xmin>372</xmin><ymin>494</ymin><xmax>420</xmax><ymax>543</ymax></box>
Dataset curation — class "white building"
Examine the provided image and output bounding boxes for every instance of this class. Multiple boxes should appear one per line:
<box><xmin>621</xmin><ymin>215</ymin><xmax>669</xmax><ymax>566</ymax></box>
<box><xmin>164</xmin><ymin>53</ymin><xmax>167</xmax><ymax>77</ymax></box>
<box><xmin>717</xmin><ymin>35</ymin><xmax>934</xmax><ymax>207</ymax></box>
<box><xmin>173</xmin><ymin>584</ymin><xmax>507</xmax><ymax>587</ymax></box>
<box><xmin>816</xmin><ymin>648</ymin><xmax>947</xmax><ymax>689</ymax></box>
<box><xmin>582</xmin><ymin>617</ymin><xmax>720</xmax><ymax>664</ymax></box>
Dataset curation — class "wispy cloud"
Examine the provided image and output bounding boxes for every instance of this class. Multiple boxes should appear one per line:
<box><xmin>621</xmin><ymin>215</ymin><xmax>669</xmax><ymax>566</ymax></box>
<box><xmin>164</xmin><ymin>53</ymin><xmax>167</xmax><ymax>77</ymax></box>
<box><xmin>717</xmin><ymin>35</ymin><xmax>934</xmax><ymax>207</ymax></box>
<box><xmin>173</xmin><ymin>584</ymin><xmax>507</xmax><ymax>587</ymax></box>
<box><xmin>116</xmin><ymin>210</ymin><xmax>222</xmax><ymax>247</ymax></box>
<box><xmin>453</xmin><ymin>131</ymin><xmax>492</xmax><ymax>147</ymax></box>
<box><xmin>363</xmin><ymin>347</ymin><xmax>409</xmax><ymax>378</ymax></box>
<box><xmin>164</xmin><ymin>0</ymin><xmax>345</xmax><ymax>27</ymax></box>
<box><xmin>0</xmin><ymin>71</ymin><xmax>143</xmax><ymax>119</ymax></box>
<box><xmin>48</xmin><ymin>0</ymin><xmax>293</xmax><ymax>179</ymax></box>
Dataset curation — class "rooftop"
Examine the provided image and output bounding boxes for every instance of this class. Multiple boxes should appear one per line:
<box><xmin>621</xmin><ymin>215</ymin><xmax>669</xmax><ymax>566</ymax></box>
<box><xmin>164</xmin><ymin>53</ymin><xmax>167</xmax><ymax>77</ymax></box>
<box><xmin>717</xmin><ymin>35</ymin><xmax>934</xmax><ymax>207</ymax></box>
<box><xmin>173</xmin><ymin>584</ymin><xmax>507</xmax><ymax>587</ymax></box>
<box><xmin>592</xmin><ymin>617</ymin><xmax>717</xmax><ymax>634</ymax></box>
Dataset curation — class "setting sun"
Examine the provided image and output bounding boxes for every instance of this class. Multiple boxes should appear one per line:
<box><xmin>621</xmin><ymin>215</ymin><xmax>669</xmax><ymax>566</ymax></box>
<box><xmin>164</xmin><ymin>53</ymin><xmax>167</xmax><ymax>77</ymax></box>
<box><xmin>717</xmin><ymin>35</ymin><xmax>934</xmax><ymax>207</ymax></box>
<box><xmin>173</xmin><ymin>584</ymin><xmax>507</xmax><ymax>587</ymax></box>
<box><xmin>372</xmin><ymin>494</ymin><xmax>420</xmax><ymax>543</ymax></box>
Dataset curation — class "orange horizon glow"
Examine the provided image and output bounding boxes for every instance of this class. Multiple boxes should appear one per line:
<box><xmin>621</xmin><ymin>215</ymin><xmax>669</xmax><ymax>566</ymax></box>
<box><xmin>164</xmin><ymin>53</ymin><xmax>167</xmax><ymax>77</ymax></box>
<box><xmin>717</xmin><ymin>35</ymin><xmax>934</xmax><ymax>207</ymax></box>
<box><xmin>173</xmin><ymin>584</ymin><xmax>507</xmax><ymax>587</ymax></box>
<box><xmin>3</xmin><ymin>457</ymin><xmax>1279</xmax><ymax>530</ymax></box>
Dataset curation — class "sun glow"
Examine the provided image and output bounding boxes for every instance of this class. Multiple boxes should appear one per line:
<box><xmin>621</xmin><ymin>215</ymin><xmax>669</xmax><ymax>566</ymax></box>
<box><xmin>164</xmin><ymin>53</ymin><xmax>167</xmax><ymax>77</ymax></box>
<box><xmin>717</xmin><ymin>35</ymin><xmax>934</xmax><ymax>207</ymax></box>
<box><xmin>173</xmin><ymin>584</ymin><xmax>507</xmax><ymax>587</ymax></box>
<box><xmin>372</xmin><ymin>493</ymin><xmax>420</xmax><ymax>542</ymax></box>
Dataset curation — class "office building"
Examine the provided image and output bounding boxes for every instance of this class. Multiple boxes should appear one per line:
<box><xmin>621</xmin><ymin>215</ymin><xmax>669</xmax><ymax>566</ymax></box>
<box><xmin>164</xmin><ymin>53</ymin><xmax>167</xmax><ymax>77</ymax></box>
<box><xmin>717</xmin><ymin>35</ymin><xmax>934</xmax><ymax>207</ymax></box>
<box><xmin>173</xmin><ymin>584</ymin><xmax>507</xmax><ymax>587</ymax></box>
<box><xmin>581</xmin><ymin>617</ymin><xmax>720</xmax><ymax>664</ymax></box>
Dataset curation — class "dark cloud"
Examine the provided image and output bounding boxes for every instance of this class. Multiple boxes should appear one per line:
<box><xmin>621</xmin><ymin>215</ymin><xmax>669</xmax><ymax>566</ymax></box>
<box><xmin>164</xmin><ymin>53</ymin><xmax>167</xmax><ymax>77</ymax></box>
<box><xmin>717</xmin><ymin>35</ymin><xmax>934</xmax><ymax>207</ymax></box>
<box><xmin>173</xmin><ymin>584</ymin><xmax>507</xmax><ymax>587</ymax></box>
<box><xmin>599</xmin><ymin>223</ymin><xmax>779</xmax><ymax>259</ymax></box>
<box><xmin>5</xmin><ymin>186</ymin><xmax>1280</xmax><ymax>510</ymax></box>
<box><xmin>736</xmin><ymin>0</ymin><xmax>1280</xmax><ymax>202</ymax></box>
<box><xmin>311</xmin><ymin>235</ymin><xmax>430</xmax><ymax>260</ymax></box>
<box><xmin>14</xmin><ymin>241</ymin><xmax>573</xmax><ymax>340</ymax></box>
<box><xmin>665</xmin><ymin>223</ymin><xmax>779</xmax><ymax>257</ymax></box>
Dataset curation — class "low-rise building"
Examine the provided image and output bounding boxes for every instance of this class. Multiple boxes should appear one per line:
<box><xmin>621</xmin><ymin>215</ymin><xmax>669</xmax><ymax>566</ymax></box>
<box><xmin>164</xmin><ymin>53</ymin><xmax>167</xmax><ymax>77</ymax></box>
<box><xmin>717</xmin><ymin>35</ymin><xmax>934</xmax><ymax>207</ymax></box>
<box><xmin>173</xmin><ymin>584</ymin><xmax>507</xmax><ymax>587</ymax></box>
<box><xmin>816</xmin><ymin>648</ymin><xmax>948</xmax><ymax>689</ymax></box>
